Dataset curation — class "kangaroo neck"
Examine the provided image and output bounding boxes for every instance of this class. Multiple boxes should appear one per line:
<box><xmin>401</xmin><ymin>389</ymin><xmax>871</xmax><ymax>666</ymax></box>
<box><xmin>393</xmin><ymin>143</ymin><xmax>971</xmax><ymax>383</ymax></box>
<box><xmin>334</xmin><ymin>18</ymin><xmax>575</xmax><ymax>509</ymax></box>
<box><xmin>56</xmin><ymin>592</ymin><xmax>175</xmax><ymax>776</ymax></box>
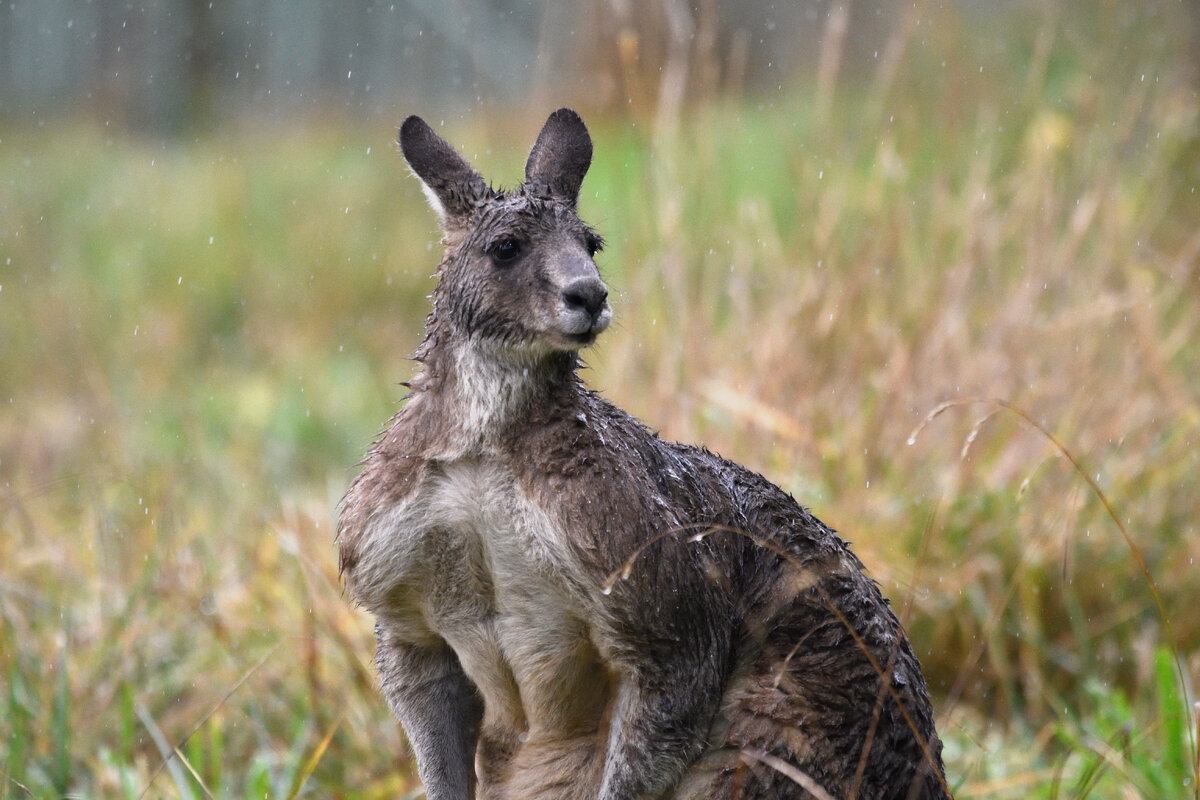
<box><xmin>407</xmin><ymin>325</ymin><xmax>583</xmax><ymax>460</ymax></box>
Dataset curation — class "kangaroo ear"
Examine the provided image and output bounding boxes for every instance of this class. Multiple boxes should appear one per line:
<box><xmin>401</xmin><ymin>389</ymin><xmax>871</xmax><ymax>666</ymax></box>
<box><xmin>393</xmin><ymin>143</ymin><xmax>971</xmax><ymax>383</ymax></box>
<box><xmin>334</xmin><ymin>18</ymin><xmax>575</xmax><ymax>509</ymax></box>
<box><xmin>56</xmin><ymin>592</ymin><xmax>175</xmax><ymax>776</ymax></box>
<box><xmin>524</xmin><ymin>108</ymin><xmax>592</xmax><ymax>207</ymax></box>
<box><xmin>399</xmin><ymin>115</ymin><xmax>489</xmax><ymax>224</ymax></box>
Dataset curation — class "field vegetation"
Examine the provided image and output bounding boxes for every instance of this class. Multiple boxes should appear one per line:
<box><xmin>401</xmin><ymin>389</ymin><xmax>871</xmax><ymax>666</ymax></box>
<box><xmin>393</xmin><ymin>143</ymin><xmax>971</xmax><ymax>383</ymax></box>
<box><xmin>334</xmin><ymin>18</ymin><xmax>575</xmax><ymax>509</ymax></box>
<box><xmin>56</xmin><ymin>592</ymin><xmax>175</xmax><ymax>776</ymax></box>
<box><xmin>2</xmin><ymin>1</ymin><xmax>1199</xmax><ymax>798</ymax></box>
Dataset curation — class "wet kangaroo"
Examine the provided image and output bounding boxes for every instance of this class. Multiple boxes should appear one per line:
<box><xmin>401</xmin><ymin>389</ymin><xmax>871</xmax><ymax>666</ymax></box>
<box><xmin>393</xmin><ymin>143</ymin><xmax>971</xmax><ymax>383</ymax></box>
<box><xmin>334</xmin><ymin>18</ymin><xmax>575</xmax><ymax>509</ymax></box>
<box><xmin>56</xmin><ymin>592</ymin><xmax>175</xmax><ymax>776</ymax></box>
<box><xmin>338</xmin><ymin>109</ymin><xmax>949</xmax><ymax>800</ymax></box>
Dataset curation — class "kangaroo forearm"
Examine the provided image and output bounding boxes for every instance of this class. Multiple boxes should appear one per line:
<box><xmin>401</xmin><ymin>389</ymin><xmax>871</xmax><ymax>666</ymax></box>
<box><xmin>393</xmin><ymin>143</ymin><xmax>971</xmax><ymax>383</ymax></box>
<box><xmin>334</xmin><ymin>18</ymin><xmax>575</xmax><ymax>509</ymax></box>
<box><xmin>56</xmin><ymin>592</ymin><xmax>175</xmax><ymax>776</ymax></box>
<box><xmin>376</xmin><ymin>635</ymin><xmax>482</xmax><ymax>800</ymax></box>
<box><xmin>392</xmin><ymin>679</ymin><xmax>481</xmax><ymax>800</ymax></box>
<box><xmin>597</xmin><ymin>673</ymin><xmax>724</xmax><ymax>800</ymax></box>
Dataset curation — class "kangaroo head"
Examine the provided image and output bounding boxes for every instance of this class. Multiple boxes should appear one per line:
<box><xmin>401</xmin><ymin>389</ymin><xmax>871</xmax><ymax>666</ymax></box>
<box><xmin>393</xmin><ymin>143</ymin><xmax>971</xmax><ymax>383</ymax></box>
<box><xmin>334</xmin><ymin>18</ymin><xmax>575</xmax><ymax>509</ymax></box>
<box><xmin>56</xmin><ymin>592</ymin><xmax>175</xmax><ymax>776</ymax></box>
<box><xmin>399</xmin><ymin>109</ymin><xmax>611</xmax><ymax>357</ymax></box>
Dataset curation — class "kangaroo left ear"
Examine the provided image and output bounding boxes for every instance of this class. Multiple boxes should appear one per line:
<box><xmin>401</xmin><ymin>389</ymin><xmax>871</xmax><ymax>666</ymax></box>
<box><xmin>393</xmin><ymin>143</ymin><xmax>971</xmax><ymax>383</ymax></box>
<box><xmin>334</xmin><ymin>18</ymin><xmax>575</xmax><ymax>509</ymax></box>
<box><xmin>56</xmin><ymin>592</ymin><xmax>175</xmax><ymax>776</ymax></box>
<box><xmin>524</xmin><ymin>108</ymin><xmax>592</xmax><ymax>207</ymax></box>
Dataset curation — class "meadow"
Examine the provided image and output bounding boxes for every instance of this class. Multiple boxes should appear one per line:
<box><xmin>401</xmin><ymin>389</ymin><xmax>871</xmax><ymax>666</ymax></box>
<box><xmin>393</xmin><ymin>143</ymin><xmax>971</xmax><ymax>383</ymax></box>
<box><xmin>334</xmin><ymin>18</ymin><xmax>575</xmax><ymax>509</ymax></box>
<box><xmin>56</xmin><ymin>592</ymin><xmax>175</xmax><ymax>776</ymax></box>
<box><xmin>2</xmin><ymin>3</ymin><xmax>1199</xmax><ymax>798</ymax></box>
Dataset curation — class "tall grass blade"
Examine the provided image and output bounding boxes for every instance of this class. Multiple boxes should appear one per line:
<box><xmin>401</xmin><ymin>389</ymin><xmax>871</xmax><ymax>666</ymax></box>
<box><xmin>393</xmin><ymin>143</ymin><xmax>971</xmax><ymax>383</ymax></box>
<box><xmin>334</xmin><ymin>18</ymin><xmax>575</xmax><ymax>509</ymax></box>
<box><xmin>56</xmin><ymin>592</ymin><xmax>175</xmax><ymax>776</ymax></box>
<box><xmin>4</xmin><ymin>658</ymin><xmax>29</xmax><ymax>789</ymax></box>
<box><xmin>50</xmin><ymin>646</ymin><xmax>69</xmax><ymax>796</ymax></box>
<box><xmin>739</xmin><ymin>748</ymin><xmax>838</xmax><ymax>800</ymax></box>
<box><xmin>135</xmin><ymin>700</ymin><xmax>196</xmax><ymax>800</ymax></box>
<box><xmin>284</xmin><ymin>712</ymin><xmax>344</xmax><ymax>800</ymax></box>
<box><xmin>136</xmin><ymin>641</ymin><xmax>281</xmax><ymax>800</ymax></box>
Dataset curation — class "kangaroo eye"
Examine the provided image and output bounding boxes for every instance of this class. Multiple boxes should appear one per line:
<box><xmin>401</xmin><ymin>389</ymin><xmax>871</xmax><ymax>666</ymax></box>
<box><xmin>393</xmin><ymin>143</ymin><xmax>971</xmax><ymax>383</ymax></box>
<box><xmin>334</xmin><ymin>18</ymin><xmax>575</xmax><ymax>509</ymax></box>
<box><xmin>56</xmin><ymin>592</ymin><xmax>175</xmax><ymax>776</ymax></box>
<box><xmin>585</xmin><ymin>233</ymin><xmax>604</xmax><ymax>257</ymax></box>
<box><xmin>488</xmin><ymin>238</ymin><xmax>520</xmax><ymax>265</ymax></box>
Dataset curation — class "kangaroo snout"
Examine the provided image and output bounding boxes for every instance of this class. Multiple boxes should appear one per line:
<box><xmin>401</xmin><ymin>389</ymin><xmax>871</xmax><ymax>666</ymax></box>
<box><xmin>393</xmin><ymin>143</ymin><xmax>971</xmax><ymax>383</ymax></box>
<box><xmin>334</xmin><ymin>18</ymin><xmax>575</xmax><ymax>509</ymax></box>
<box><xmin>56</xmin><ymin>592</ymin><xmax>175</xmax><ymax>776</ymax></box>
<box><xmin>561</xmin><ymin>277</ymin><xmax>608</xmax><ymax>319</ymax></box>
<box><xmin>559</xmin><ymin>276</ymin><xmax>611</xmax><ymax>339</ymax></box>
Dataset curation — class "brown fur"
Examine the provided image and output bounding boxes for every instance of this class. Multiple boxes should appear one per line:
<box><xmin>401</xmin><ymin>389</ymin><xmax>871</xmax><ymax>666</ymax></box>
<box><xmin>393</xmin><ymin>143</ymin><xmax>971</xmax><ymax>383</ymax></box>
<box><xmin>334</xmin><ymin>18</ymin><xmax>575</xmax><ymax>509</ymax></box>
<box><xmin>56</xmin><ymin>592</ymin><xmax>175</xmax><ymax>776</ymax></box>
<box><xmin>338</xmin><ymin>110</ymin><xmax>950</xmax><ymax>800</ymax></box>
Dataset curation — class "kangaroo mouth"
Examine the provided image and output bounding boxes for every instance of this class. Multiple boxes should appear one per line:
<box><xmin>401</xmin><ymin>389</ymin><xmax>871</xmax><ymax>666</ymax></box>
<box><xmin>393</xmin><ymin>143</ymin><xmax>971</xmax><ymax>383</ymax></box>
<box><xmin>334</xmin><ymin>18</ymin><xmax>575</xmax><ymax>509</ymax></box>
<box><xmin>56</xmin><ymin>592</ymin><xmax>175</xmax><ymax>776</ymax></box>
<box><xmin>555</xmin><ymin>307</ymin><xmax>611</xmax><ymax>349</ymax></box>
<box><xmin>566</xmin><ymin>329</ymin><xmax>599</xmax><ymax>347</ymax></box>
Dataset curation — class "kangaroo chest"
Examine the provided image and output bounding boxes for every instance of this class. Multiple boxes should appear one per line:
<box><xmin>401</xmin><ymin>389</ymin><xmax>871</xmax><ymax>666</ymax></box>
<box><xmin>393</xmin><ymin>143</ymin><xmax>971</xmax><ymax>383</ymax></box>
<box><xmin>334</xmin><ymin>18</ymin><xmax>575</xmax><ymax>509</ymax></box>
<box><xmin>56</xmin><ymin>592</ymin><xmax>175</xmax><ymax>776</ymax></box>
<box><xmin>369</xmin><ymin>457</ymin><xmax>609</xmax><ymax>737</ymax></box>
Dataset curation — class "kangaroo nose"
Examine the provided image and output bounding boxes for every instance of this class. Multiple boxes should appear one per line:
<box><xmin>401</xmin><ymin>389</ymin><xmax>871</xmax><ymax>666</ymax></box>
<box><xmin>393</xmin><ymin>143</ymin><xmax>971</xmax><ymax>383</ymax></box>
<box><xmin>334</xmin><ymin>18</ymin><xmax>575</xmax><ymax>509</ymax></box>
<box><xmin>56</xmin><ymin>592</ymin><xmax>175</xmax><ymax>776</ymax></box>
<box><xmin>561</xmin><ymin>278</ymin><xmax>608</xmax><ymax>318</ymax></box>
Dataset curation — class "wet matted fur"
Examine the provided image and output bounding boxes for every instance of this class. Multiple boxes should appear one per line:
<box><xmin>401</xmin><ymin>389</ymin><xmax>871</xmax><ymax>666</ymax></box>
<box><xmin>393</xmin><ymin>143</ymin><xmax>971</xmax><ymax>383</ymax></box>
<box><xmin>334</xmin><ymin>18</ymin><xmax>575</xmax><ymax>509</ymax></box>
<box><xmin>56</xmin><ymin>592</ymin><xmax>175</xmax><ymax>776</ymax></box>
<box><xmin>338</xmin><ymin>109</ymin><xmax>950</xmax><ymax>800</ymax></box>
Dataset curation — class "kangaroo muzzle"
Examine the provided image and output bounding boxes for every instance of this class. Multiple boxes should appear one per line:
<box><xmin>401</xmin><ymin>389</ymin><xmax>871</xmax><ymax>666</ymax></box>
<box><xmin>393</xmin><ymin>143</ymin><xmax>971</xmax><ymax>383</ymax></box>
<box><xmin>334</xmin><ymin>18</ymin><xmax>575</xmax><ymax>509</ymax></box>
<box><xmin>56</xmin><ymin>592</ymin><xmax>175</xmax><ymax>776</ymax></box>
<box><xmin>560</xmin><ymin>276</ymin><xmax>611</xmax><ymax>338</ymax></box>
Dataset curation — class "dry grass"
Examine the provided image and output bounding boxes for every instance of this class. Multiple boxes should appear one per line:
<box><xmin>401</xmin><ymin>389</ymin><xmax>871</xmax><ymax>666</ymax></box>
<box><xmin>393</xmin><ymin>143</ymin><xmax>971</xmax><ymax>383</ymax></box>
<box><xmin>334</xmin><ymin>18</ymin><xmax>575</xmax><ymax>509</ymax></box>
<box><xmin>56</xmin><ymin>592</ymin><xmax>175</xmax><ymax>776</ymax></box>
<box><xmin>2</xmin><ymin>1</ymin><xmax>1199</xmax><ymax>797</ymax></box>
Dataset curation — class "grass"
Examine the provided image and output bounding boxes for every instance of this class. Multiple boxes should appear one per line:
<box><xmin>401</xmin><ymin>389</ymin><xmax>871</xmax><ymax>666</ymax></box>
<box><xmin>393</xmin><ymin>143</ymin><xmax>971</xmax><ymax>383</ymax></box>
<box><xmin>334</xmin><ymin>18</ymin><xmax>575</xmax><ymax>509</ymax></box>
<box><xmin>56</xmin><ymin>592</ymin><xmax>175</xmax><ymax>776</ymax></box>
<box><xmin>2</xmin><ymin>1</ymin><xmax>1199</xmax><ymax>797</ymax></box>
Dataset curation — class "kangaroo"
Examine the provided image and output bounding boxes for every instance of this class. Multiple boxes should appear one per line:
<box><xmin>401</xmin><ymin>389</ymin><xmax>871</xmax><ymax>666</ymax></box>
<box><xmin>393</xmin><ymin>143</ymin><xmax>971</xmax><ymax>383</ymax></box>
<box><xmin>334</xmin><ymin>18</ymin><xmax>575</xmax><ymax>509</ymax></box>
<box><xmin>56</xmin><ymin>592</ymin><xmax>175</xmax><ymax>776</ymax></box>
<box><xmin>338</xmin><ymin>109</ymin><xmax>949</xmax><ymax>800</ymax></box>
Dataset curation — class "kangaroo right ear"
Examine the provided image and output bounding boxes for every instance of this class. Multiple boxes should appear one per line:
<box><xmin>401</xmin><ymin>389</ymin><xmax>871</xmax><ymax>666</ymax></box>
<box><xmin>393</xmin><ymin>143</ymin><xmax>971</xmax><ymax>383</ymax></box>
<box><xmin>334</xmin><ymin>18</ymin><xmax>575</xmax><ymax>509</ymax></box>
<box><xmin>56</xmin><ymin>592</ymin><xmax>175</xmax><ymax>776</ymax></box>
<box><xmin>399</xmin><ymin>116</ymin><xmax>489</xmax><ymax>224</ymax></box>
<box><xmin>524</xmin><ymin>108</ymin><xmax>592</xmax><ymax>206</ymax></box>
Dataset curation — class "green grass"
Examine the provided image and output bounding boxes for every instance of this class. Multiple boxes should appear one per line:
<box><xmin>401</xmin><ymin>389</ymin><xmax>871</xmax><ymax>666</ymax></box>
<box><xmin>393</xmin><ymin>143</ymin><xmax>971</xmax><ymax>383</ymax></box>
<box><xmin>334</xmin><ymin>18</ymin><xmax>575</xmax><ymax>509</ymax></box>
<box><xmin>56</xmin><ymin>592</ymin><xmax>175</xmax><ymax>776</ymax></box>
<box><xmin>2</xmin><ymin>2</ymin><xmax>1199</xmax><ymax>798</ymax></box>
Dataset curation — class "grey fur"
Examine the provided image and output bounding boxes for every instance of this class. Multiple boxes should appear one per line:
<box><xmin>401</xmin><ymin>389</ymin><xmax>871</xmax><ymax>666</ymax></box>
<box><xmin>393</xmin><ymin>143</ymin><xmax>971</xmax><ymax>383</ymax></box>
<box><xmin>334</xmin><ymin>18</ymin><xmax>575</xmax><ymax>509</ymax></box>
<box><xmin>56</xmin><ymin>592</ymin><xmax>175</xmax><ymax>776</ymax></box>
<box><xmin>339</xmin><ymin>109</ymin><xmax>949</xmax><ymax>800</ymax></box>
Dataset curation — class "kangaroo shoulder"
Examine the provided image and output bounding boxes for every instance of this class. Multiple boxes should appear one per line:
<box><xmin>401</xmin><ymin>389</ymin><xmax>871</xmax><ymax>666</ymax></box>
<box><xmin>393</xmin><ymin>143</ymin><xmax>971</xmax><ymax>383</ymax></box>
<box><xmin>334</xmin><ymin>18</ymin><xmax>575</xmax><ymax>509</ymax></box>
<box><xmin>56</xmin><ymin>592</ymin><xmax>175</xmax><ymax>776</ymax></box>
<box><xmin>337</xmin><ymin>407</ymin><xmax>430</xmax><ymax>578</ymax></box>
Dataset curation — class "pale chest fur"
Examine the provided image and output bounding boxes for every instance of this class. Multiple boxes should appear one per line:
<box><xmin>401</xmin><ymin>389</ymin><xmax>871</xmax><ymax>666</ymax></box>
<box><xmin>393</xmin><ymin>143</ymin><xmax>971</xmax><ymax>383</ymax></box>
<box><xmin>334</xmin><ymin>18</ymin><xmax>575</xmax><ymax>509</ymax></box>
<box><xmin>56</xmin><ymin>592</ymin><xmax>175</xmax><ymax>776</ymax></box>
<box><xmin>346</xmin><ymin>456</ymin><xmax>609</xmax><ymax>737</ymax></box>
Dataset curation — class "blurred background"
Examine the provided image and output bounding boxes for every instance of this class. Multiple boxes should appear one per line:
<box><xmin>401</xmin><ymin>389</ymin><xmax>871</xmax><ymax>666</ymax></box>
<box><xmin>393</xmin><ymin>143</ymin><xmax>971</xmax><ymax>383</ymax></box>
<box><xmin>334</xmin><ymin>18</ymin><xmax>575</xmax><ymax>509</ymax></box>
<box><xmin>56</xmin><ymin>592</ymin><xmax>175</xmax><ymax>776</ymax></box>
<box><xmin>2</xmin><ymin>1</ymin><xmax>1199</xmax><ymax>798</ymax></box>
